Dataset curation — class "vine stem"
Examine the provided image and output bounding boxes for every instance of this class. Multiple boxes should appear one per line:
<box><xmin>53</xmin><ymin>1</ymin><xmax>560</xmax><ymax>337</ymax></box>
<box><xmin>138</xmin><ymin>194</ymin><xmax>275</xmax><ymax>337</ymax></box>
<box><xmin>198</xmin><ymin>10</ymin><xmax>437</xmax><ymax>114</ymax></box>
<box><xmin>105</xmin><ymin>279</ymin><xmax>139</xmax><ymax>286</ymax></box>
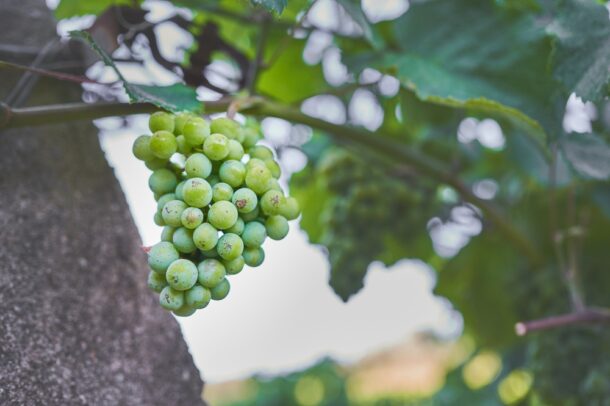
<box><xmin>0</xmin><ymin>99</ymin><xmax>543</xmax><ymax>265</ymax></box>
<box><xmin>515</xmin><ymin>307</ymin><xmax>610</xmax><ymax>336</ymax></box>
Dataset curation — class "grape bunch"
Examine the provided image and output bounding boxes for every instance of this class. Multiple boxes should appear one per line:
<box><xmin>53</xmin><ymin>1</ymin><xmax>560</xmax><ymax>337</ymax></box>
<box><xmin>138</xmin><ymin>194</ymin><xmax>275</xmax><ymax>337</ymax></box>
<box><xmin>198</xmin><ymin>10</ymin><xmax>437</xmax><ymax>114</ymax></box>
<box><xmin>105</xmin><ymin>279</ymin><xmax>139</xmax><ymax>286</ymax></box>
<box><xmin>132</xmin><ymin>111</ymin><xmax>300</xmax><ymax>317</ymax></box>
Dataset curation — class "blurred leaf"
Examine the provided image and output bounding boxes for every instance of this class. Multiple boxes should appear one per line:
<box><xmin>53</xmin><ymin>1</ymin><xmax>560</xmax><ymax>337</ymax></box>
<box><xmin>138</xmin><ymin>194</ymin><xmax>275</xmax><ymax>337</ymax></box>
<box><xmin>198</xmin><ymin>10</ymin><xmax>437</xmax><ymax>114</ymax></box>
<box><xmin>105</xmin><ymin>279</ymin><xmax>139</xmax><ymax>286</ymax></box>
<box><xmin>290</xmin><ymin>165</ymin><xmax>330</xmax><ymax>244</ymax></box>
<box><xmin>335</xmin><ymin>0</ymin><xmax>383</xmax><ymax>49</ymax></box>
<box><xmin>251</xmin><ymin>0</ymin><xmax>288</xmax><ymax>14</ymax></box>
<box><xmin>55</xmin><ymin>0</ymin><xmax>134</xmax><ymax>19</ymax></box>
<box><xmin>548</xmin><ymin>0</ymin><xmax>610</xmax><ymax>102</ymax></box>
<box><xmin>561</xmin><ymin>133</ymin><xmax>610</xmax><ymax>180</ymax></box>
<box><xmin>70</xmin><ymin>30</ymin><xmax>201</xmax><ymax>112</ymax></box>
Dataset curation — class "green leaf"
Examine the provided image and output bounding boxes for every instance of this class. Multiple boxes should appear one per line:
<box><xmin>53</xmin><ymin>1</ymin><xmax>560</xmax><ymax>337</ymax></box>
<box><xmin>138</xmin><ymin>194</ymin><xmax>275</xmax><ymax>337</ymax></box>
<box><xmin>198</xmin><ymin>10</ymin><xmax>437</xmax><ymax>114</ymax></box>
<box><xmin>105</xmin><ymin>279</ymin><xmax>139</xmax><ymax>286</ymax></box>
<box><xmin>561</xmin><ymin>133</ymin><xmax>610</xmax><ymax>180</ymax></box>
<box><xmin>548</xmin><ymin>0</ymin><xmax>610</xmax><ymax>103</ymax></box>
<box><xmin>55</xmin><ymin>0</ymin><xmax>134</xmax><ymax>19</ymax></box>
<box><xmin>69</xmin><ymin>30</ymin><xmax>201</xmax><ymax>113</ymax></box>
<box><xmin>251</xmin><ymin>0</ymin><xmax>288</xmax><ymax>14</ymax></box>
<box><xmin>335</xmin><ymin>0</ymin><xmax>383</xmax><ymax>49</ymax></box>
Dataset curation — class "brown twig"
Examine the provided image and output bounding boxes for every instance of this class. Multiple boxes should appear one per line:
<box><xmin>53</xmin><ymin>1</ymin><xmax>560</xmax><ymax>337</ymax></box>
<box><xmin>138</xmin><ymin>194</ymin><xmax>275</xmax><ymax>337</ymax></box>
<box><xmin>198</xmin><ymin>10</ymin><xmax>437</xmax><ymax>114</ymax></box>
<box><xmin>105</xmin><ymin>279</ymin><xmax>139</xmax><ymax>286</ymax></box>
<box><xmin>515</xmin><ymin>307</ymin><xmax>610</xmax><ymax>336</ymax></box>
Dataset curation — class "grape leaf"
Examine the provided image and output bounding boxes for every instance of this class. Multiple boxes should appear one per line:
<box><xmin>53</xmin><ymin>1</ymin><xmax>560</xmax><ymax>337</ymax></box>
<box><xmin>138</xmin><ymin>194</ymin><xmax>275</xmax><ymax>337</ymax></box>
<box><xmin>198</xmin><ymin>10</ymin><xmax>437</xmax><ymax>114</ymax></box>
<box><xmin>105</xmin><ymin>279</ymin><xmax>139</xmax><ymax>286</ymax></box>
<box><xmin>69</xmin><ymin>30</ymin><xmax>201</xmax><ymax>113</ymax></box>
<box><xmin>251</xmin><ymin>0</ymin><xmax>288</xmax><ymax>14</ymax></box>
<box><xmin>55</xmin><ymin>0</ymin><xmax>135</xmax><ymax>19</ymax></box>
<box><xmin>561</xmin><ymin>133</ymin><xmax>610</xmax><ymax>180</ymax></box>
<box><xmin>335</xmin><ymin>0</ymin><xmax>383</xmax><ymax>49</ymax></box>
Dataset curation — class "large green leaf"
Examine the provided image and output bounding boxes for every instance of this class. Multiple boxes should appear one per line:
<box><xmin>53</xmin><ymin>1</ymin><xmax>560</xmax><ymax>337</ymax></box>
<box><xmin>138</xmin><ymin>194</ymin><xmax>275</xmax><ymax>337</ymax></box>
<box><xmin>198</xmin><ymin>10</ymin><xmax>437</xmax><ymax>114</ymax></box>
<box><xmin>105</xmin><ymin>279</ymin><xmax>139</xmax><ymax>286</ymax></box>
<box><xmin>548</xmin><ymin>0</ymin><xmax>610</xmax><ymax>103</ymax></box>
<box><xmin>55</xmin><ymin>0</ymin><xmax>134</xmax><ymax>19</ymax></box>
<box><xmin>70</xmin><ymin>30</ymin><xmax>201</xmax><ymax>112</ymax></box>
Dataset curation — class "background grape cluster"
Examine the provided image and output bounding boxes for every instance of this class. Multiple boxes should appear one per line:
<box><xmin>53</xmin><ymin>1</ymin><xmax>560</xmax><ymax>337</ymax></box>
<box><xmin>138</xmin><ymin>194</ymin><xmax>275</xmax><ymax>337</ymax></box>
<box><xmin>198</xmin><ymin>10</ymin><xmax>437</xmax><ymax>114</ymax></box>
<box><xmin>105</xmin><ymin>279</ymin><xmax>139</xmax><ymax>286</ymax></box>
<box><xmin>132</xmin><ymin>111</ymin><xmax>300</xmax><ymax>317</ymax></box>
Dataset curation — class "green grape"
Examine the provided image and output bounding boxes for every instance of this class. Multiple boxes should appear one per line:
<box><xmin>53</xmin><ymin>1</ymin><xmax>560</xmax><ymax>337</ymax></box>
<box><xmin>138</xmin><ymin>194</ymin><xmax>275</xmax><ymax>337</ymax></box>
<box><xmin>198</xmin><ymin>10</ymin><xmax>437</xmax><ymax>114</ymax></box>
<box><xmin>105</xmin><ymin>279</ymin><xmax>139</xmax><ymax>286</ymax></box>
<box><xmin>243</xmin><ymin>246</ymin><xmax>265</xmax><ymax>267</ymax></box>
<box><xmin>166</xmin><ymin>259</ymin><xmax>198</xmax><ymax>291</ymax></box>
<box><xmin>208</xmin><ymin>201</ymin><xmax>238</xmax><ymax>230</ymax></box>
<box><xmin>183</xmin><ymin>117</ymin><xmax>210</xmax><ymax>146</ymax></box>
<box><xmin>240</xmin><ymin>205</ymin><xmax>260</xmax><ymax>222</ymax></box>
<box><xmin>149</xmin><ymin>168</ymin><xmax>178</xmax><ymax>195</ymax></box>
<box><xmin>148</xmin><ymin>241</ymin><xmax>180</xmax><ymax>274</ymax></box>
<box><xmin>232</xmin><ymin>188</ymin><xmax>258</xmax><ymax>213</ymax></box>
<box><xmin>159</xmin><ymin>286</ymin><xmax>184</xmax><ymax>311</ymax></box>
<box><xmin>267</xmin><ymin>178</ymin><xmax>283</xmax><ymax>193</ymax></box>
<box><xmin>249</xmin><ymin>145</ymin><xmax>274</xmax><ymax>160</ymax></box>
<box><xmin>279</xmin><ymin>196</ymin><xmax>300</xmax><ymax>220</ymax></box>
<box><xmin>181</xmin><ymin>207</ymin><xmax>204</xmax><ymax>229</ymax></box>
<box><xmin>176</xmin><ymin>135</ymin><xmax>191</xmax><ymax>155</ymax></box>
<box><xmin>227</xmin><ymin>139</ymin><xmax>245</xmax><ymax>160</ymax></box>
<box><xmin>185</xmin><ymin>153</ymin><xmax>212</xmax><ymax>179</ymax></box>
<box><xmin>154</xmin><ymin>212</ymin><xmax>165</xmax><ymax>226</ymax></box>
<box><xmin>193</xmin><ymin>222</ymin><xmax>218</xmax><ymax>251</ymax></box>
<box><xmin>132</xmin><ymin>135</ymin><xmax>155</xmax><ymax>161</ymax></box>
<box><xmin>173</xmin><ymin>305</ymin><xmax>196</xmax><ymax>317</ymax></box>
<box><xmin>219</xmin><ymin>160</ymin><xmax>246</xmax><ymax>188</ymax></box>
<box><xmin>162</xmin><ymin>200</ymin><xmax>187</xmax><ymax>227</ymax></box>
<box><xmin>265</xmin><ymin>159</ymin><xmax>281</xmax><ymax>179</ymax></box>
<box><xmin>210</xmin><ymin>117</ymin><xmax>240</xmax><ymax>139</ymax></box>
<box><xmin>175</xmin><ymin>180</ymin><xmax>186</xmax><ymax>200</ymax></box>
<box><xmin>226</xmin><ymin>217</ymin><xmax>245</xmax><ymax>235</ymax></box>
<box><xmin>156</xmin><ymin>193</ymin><xmax>176</xmax><ymax>211</ymax></box>
<box><xmin>211</xmin><ymin>278</ymin><xmax>230</xmax><ymax>300</ymax></box>
<box><xmin>201</xmin><ymin>247</ymin><xmax>219</xmax><ymax>258</ymax></box>
<box><xmin>245</xmin><ymin>164</ymin><xmax>272</xmax><ymax>195</ymax></box>
<box><xmin>185</xmin><ymin>284</ymin><xmax>211</xmax><ymax>309</ymax></box>
<box><xmin>207</xmin><ymin>174</ymin><xmax>220</xmax><ymax>187</ymax></box>
<box><xmin>160</xmin><ymin>226</ymin><xmax>175</xmax><ymax>242</ymax></box>
<box><xmin>266</xmin><ymin>215</ymin><xmax>289</xmax><ymax>240</ymax></box>
<box><xmin>212</xmin><ymin>182</ymin><xmax>234</xmax><ymax>202</ymax></box>
<box><xmin>173</xmin><ymin>112</ymin><xmax>194</xmax><ymax>135</ymax></box>
<box><xmin>145</xmin><ymin>157</ymin><xmax>168</xmax><ymax>170</ymax></box>
<box><xmin>149</xmin><ymin>111</ymin><xmax>175</xmax><ymax>133</ymax></box>
<box><xmin>246</xmin><ymin>158</ymin><xmax>266</xmax><ymax>171</ymax></box>
<box><xmin>197</xmin><ymin>259</ymin><xmax>226</xmax><ymax>288</ymax></box>
<box><xmin>224</xmin><ymin>256</ymin><xmax>245</xmax><ymax>275</ymax></box>
<box><xmin>217</xmin><ymin>233</ymin><xmax>244</xmax><ymax>261</ymax></box>
<box><xmin>182</xmin><ymin>177</ymin><xmax>213</xmax><ymax>208</ymax></box>
<box><xmin>241</xmin><ymin>127</ymin><xmax>260</xmax><ymax>148</ymax></box>
<box><xmin>147</xmin><ymin>270</ymin><xmax>167</xmax><ymax>292</ymax></box>
<box><xmin>260</xmin><ymin>189</ymin><xmax>285</xmax><ymax>216</ymax></box>
<box><xmin>150</xmin><ymin>130</ymin><xmax>177</xmax><ymax>159</ymax></box>
<box><xmin>203</xmin><ymin>133</ymin><xmax>229</xmax><ymax>161</ymax></box>
<box><xmin>242</xmin><ymin>221</ymin><xmax>267</xmax><ymax>247</ymax></box>
<box><xmin>172</xmin><ymin>227</ymin><xmax>197</xmax><ymax>253</ymax></box>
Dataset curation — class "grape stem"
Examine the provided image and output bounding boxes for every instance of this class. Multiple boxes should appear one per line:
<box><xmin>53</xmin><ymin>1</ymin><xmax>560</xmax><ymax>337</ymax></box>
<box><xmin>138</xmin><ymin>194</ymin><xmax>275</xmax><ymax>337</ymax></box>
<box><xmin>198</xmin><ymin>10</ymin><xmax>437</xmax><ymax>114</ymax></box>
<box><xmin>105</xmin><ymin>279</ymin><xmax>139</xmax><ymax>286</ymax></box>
<box><xmin>0</xmin><ymin>98</ymin><xmax>543</xmax><ymax>265</ymax></box>
<box><xmin>515</xmin><ymin>307</ymin><xmax>610</xmax><ymax>336</ymax></box>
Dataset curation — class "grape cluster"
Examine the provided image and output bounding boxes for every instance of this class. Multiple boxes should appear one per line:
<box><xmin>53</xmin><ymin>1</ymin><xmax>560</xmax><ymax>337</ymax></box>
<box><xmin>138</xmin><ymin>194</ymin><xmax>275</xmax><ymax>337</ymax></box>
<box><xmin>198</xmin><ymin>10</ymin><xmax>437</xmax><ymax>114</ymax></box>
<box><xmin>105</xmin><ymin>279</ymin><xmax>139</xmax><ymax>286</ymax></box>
<box><xmin>133</xmin><ymin>111</ymin><xmax>300</xmax><ymax>317</ymax></box>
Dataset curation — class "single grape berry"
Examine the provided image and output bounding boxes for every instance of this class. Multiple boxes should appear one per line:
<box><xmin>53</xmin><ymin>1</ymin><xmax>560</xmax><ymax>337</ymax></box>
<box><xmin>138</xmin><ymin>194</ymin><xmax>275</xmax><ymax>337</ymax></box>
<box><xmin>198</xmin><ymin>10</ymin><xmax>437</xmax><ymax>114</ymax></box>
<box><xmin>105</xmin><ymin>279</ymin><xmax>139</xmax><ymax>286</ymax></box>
<box><xmin>182</xmin><ymin>177</ymin><xmax>213</xmax><ymax>208</ymax></box>
<box><xmin>173</xmin><ymin>112</ymin><xmax>194</xmax><ymax>135</ymax></box>
<box><xmin>160</xmin><ymin>226</ymin><xmax>175</xmax><ymax>242</ymax></box>
<box><xmin>193</xmin><ymin>223</ymin><xmax>219</xmax><ymax>251</ymax></box>
<box><xmin>208</xmin><ymin>201</ymin><xmax>238</xmax><ymax>230</ymax></box>
<box><xmin>166</xmin><ymin>259</ymin><xmax>198</xmax><ymax>291</ymax></box>
<box><xmin>223</xmin><ymin>256</ymin><xmax>245</xmax><ymax>275</ymax></box>
<box><xmin>145</xmin><ymin>157</ymin><xmax>168</xmax><ymax>171</ymax></box>
<box><xmin>159</xmin><ymin>286</ymin><xmax>184</xmax><ymax>311</ymax></box>
<box><xmin>154</xmin><ymin>212</ymin><xmax>165</xmax><ymax>226</ymax></box>
<box><xmin>219</xmin><ymin>160</ymin><xmax>246</xmax><ymax>188</ymax></box>
<box><xmin>148</xmin><ymin>241</ymin><xmax>180</xmax><ymax>274</ymax></box>
<box><xmin>267</xmin><ymin>178</ymin><xmax>283</xmax><ymax>193</ymax></box>
<box><xmin>162</xmin><ymin>200</ymin><xmax>187</xmax><ymax>227</ymax></box>
<box><xmin>279</xmin><ymin>196</ymin><xmax>300</xmax><ymax>220</ymax></box>
<box><xmin>173</xmin><ymin>305</ymin><xmax>196</xmax><ymax>317</ymax></box>
<box><xmin>156</xmin><ymin>193</ymin><xmax>176</xmax><ymax>211</ymax></box>
<box><xmin>227</xmin><ymin>139</ymin><xmax>244</xmax><ymax>160</ymax></box>
<box><xmin>181</xmin><ymin>207</ymin><xmax>204</xmax><ymax>229</ymax></box>
<box><xmin>149</xmin><ymin>169</ymin><xmax>178</xmax><ymax>195</ymax></box>
<box><xmin>175</xmin><ymin>181</ymin><xmax>186</xmax><ymax>200</ymax></box>
<box><xmin>150</xmin><ymin>130</ymin><xmax>177</xmax><ymax>159</ymax></box>
<box><xmin>249</xmin><ymin>145</ymin><xmax>274</xmax><ymax>160</ymax></box>
<box><xmin>148</xmin><ymin>270</ymin><xmax>168</xmax><ymax>293</ymax></box>
<box><xmin>242</xmin><ymin>221</ymin><xmax>267</xmax><ymax>247</ymax></box>
<box><xmin>185</xmin><ymin>285</ymin><xmax>211</xmax><ymax>309</ymax></box>
<box><xmin>212</xmin><ymin>182</ymin><xmax>234</xmax><ymax>202</ymax></box>
<box><xmin>241</xmin><ymin>127</ymin><xmax>261</xmax><ymax>148</ymax></box>
<box><xmin>203</xmin><ymin>133</ymin><xmax>229</xmax><ymax>161</ymax></box>
<box><xmin>226</xmin><ymin>217</ymin><xmax>245</xmax><ymax>235</ymax></box>
<box><xmin>232</xmin><ymin>188</ymin><xmax>258</xmax><ymax>213</ymax></box>
<box><xmin>243</xmin><ymin>246</ymin><xmax>265</xmax><ymax>267</ymax></box>
<box><xmin>266</xmin><ymin>215</ymin><xmax>289</xmax><ymax>240</ymax></box>
<box><xmin>132</xmin><ymin>135</ymin><xmax>155</xmax><ymax>161</ymax></box>
<box><xmin>149</xmin><ymin>111</ymin><xmax>175</xmax><ymax>133</ymax></box>
<box><xmin>185</xmin><ymin>153</ymin><xmax>212</xmax><ymax>179</ymax></box>
<box><xmin>183</xmin><ymin>117</ymin><xmax>210</xmax><ymax>146</ymax></box>
<box><xmin>211</xmin><ymin>278</ymin><xmax>230</xmax><ymax>300</ymax></box>
<box><xmin>210</xmin><ymin>117</ymin><xmax>240</xmax><ymax>139</ymax></box>
<box><xmin>176</xmin><ymin>135</ymin><xmax>191</xmax><ymax>155</ymax></box>
<box><xmin>245</xmin><ymin>164</ymin><xmax>272</xmax><ymax>195</ymax></box>
<box><xmin>265</xmin><ymin>159</ymin><xmax>281</xmax><ymax>179</ymax></box>
<box><xmin>197</xmin><ymin>259</ymin><xmax>226</xmax><ymax>288</ymax></box>
<box><xmin>172</xmin><ymin>227</ymin><xmax>197</xmax><ymax>254</ymax></box>
<box><xmin>240</xmin><ymin>206</ymin><xmax>260</xmax><ymax>222</ymax></box>
<box><xmin>217</xmin><ymin>233</ymin><xmax>244</xmax><ymax>261</ymax></box>
<box><xmin>260</xmin><ymin>189</ymin><xmax>285</xmax><ymax>216</ymax></box>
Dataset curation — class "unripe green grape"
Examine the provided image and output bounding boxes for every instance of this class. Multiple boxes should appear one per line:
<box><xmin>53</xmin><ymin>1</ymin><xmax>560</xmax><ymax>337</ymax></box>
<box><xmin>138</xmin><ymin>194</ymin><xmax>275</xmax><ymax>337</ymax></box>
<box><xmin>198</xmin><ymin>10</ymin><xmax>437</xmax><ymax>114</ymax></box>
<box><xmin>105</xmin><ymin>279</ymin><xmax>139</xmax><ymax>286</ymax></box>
<box><xmin>193</xmin><ymin>223</ymin><xmax>219</xmax><ymax>251</ymax></box>
<box><xmin>217</xmin><ymin>233</ymin><xmax>244</xmax><ymax>261</ymax></box>
<box><xmin>208</xmin><ymin>201</ymin><xmax>238</xmax><ymax>230</ymax></box>
<box><xmin>182</xmin><ymin>177</ymin><xmax>212</xmax><ymax>208</ymax></box>
<box><xmin>156</xmin><ymin>193</ymin><xmax>176</xmax><ymax>211</ymax></box>
<box><xmin>161</xmin><ymin>226</ymin><xmax>175</xmax><ymax>242</ymax></box>
<box><xmin>245</xmin><ymin>164</ymin><xmax>272</xmax><ymax>195</ymax></box>
<box><xmin>232</xmin><ymin>188</ymin><xmax>258</xmax><ymax>213</ymax></box>
<box><xmin>173</xmin><ymin>112</ymin><xmax>194</xmax><ymax>135</ymax></box>
<box><xmin>219</xmin><ymin>160</ymin><xmax>246</xmax><ymax>188</ymax></box>
<box><xmin>210</xmin><ymin>117</ymin><xmax>240</xmax><ymax>139</ymax></box>
<box><xmin>173</xmin><ymin>305</ymin><xmax>196</xmax><ymax>317</ymax></box>
<box><xmin>227</xmin><ymin>140</ymin><xmax>244</xmax><ymax>160</ymax></box>
<box><xmin>172</xmin><ymin>227</ymin><xmax>197</xmax><ymax>253</ymax></box>
<box><xmin>203</xmin><ymin>133</ymin><xmax>229</xmax><ymax>161</ymax></box>
<box><xmin>148</xmin><ymin>241</ymin><xmax>180</xmax><ymax>274</ymax></box>
<box><xmin>183</xmin><ymin>117</ymin><xmax>211</xmax><ymax>146</ymax></box>
<box><xmin>159</xmin><ymin>286</ymin><xmax>184</xmax><ymax>311</ymax></box>
<box><xmin>197</xmin><ymin>259</ymin><xmax>226</xmax><ymax>288</ymax></box>
<box><xmin>145</xmin><ymin>157</ymin><xmax>168</xmax><ymax>170</ymax></box>
<box><xmin>246</xmin><ymin>158</ymin><xmax>266</xmax><ymax>171</ymax></box>
<box><xmin>175</xmin><ymin>181</ymin><xmax>186</xmax><ymax>200</ymax></box>
<box><xmin>280</xmin><ymin>196</ymin><xmax>300</xmax><ymax>220</ymax></box>
<box><xmin>211</xmin><ymin>278</ymin><xmax>230</xmax><ymax>300</ymax></box>
<box><xmin>162</xmin><ymin>200</ymin><xmax>187</xmax><ymax>227</ymax></box>
<box><xmin>267</xmin><ymin>178</ymin><xmax>283</xmax><ymax>193</ymax></box>
<box><xmin>224</xmin><ymin>256</ymin><xmax>245</xmax><ymax>275</ymax></box>
<box><xmin>132</xmin><ymin>135</ymin><xmax>155</xmax><ymax>161</ymax></box>
<box><xmin>242</xmin><ymin>221</ymin><xmax>267</xmax><ymax>247</ymax></box>
<box><xmin>241</xmin><ymin>127</ymin><xmax>261</xmax><ymax>148</ymax></box>
<box><xmin>176</xmin><ymin>135</ymin><xmax>191</xmax><ymax>155</ymax></box>
<box><xmin>207</xmin><ymin>174</ymin><xmax>220</xmax><ymax>187</ymax></box>
<box><xmin>240</xmin><ymin>205</ymin><xmax>260</xmax><ymax>222</ymax></box>
<box><xmin>166</xmin><ymin>259</ymin><xmax>198</xmax><ymax>291</ymax></box>
<box><xmin>201</xmin><ymin>247</ymin><xmax>219</xmax><ymax>258</ymax></box>
<box><xmin>147</xmin><ymin>270</ymin><xmax>167</xmax><ymax>292</ymax></box>
<box><xmin>153</xmin><ymin>192</ymin><xmax>164</xmax><ymax>201</ymax></box>
<box><xmin>226</xmin><ymin>217</ymin><xmax>244</xmax><ymax>235</ymax></box>
<box><xmin>243</xmin><ymin>246</ymin><xmax>265</xmax><ymax>267</ymax></box>
<box><xmin>150</xmin><ymin>130</ymin><xmax>177</xmax><ymax>159</ymax></box>
<box><xmin>185</xmin><ymin>285</ymin><xmax>211</xmax><ymax>309</ymax></box>
<box><xmin>149</xmin><ymin>168</ymin><xmax>178</xmax><ymax>195</ymax></box>
<box><xmin>181</xmin><ymin>207</ymin><xmax>204</xmax><ymax>229</ymax></box>
<box><xmin>266</xmin><ymin>215</ymin><xmax>289</xmax><ymax>240</ymax></box>
<box><xmin>265</xmin><ymin>159</ymin><xmax>281</xmax><ymax>179</ymax></box>
<box><xmin>260</xmin><ymin>189</ymin><xmax>285</xmax><ymax>216</ymax></box>
<box><xmin>249</xmin><ymin>145</ymin><xmax>274</xmax><ymax>160</ymax></box>
<box><xmin>212</xmin><ymin>182</ymin><xmax>234</xmax><ymax>202</ymax></box>
<box><xmin>154</xmin><ymin>212</ymin><xmax>165</xmax><ymax>226</ymax></box>
<box><xmin>149</xmin><ymin>111</ymin><xmax>175</xmax><ymax>133</ymax></box>
<box><xmin>185</xmin><ymin>153</ymin><xmax>212</xmax><ymax>179</ymax></box>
